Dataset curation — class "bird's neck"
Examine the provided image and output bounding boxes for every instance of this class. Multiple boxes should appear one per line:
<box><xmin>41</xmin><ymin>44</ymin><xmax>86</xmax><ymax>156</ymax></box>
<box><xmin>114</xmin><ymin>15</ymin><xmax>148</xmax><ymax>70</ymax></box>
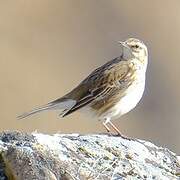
<box><xmin>122</xmin><ymin>48</ymin><xmax>134</xmax><ymax>60</ymax></box>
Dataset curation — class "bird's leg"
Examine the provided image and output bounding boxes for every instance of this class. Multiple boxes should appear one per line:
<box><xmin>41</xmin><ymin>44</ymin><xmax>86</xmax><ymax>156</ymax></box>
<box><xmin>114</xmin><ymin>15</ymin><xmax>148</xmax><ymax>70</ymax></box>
<box><xmin>108</xmin><ymin>120</ymin><xmax>123</xmax><ymax>136</ymax></box>
<box><xmin>108</xmin><ymin>121</ymin><xmax>133</xmax><ymax>140</ymax></box>
<box><xmin>102</xmin><ymin>118</ymin><xmax>131</xmax><ymax>139</ymax></box>
<box><xmin>102</xmin><ymin>117</ymin><xmax>113</xmax><ymax>135</ymax></box>
<box><xmin>102</xmin><ymin>121</ymin><xmax>111</xmax><ymax>133</ymax></box>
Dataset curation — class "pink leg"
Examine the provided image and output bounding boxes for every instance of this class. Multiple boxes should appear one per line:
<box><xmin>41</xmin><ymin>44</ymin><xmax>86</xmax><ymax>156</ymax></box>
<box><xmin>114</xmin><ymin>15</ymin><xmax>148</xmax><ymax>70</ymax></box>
<box><xmin>108</xmin><ymin>121</ymin><xmax>122</xmax><ymax>135</ymax></box>
<box><xmin>102</xmin><ymin>121</ymin><xmax>111</xmax><ymax>133</ymax></box>
<box><xmin>105</xmin><ymin>120</ymin><xmax>132</xmax><ymax>140</ymax></box>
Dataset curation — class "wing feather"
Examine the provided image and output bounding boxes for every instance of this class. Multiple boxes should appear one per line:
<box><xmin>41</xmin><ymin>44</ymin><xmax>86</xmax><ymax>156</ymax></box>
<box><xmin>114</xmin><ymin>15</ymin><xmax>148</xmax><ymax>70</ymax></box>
<box><xmin>62</xmin><ymin>57</ymin><xmax>131</xmax><ymax>117</ymax></box>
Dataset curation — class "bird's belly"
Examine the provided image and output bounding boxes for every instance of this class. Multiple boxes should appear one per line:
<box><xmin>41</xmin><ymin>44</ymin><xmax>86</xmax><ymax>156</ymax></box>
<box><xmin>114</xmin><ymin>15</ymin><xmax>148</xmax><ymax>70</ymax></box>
<box><xmin>84</xmin><ymin>80</ymin><xmax>145</xmax><ymax>120</ymax></box>
<box><xmin>110</xmin><ymin>81</ymin><xmax>145</xmax><ymax>119</ymax></box>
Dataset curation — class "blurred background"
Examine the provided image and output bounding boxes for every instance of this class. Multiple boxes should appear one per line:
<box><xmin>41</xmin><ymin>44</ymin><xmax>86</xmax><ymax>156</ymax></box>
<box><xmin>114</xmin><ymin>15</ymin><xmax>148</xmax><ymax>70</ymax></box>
<box><xmin>0</xmin><ymin>0</ymin><xmax>180</xmax><ymax>153</ymax></box>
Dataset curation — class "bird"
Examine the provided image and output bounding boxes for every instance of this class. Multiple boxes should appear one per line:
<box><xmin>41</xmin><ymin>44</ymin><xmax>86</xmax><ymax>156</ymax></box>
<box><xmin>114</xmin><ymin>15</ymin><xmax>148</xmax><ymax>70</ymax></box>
<box><xmin>17</xmin><ymin>38</ymin><xmax>148</xmax><ymax>136</ymax></box>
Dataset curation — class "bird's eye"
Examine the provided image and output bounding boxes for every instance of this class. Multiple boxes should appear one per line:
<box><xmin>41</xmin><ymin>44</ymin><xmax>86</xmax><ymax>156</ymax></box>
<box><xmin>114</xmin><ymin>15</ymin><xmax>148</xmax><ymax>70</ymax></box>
<box><xmin>132</xmin><ymin>45</ymin><xmax>139</xmax><ymax>49</ymax></box>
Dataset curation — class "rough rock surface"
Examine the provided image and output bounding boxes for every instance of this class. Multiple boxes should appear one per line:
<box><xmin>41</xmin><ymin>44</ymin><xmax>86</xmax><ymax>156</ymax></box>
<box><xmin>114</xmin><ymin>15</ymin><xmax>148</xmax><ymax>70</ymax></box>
<box><xmin>0</xmin><ymin>131</ymin><xmax>179</xmax><ymax>180</ymax></box>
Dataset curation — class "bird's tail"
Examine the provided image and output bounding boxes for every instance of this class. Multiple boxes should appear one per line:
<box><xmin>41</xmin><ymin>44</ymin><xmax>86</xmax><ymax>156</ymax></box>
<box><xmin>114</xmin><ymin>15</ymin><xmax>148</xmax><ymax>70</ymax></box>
<box><xmin>17</xmin><ymin>98</ymin><xmax>76</xmax><ymax>119</ymax></box>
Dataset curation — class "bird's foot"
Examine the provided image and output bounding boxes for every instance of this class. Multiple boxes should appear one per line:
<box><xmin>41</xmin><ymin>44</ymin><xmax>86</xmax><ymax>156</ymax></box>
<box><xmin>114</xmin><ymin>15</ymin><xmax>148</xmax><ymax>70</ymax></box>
<box><xmin>114</xmin><ymin>132</ymin><xmax>135</xmax><ymax>141</ymax></box>
<box><xmin>102</xmin><ymin>120</ymin><xmax>134</xmax><ymax>140</ymax></box>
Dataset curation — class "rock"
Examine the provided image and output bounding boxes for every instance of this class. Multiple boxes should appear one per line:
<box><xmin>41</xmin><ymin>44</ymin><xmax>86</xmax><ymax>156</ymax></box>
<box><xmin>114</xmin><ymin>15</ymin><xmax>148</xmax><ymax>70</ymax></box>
<box><xmin>0</xmin><ymin>131</ymin><xmax>179</xmax><ymax>180</ymax></box>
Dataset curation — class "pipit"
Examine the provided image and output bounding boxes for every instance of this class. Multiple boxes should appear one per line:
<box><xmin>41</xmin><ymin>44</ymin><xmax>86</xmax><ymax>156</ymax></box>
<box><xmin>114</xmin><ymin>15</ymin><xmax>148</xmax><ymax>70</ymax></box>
<box><xmin>18</xmin><ymin>38</ymin><xmax>148</xmax><ymax>136</ymax></box>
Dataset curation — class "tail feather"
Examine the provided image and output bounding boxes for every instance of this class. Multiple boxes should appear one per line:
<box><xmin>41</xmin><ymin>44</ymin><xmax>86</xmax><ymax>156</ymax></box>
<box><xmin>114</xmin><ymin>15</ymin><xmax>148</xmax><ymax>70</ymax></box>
<box><xmin>17</xmin><ymin>99</ymin><xmax>76</xmax><ymax>119</ymax></box>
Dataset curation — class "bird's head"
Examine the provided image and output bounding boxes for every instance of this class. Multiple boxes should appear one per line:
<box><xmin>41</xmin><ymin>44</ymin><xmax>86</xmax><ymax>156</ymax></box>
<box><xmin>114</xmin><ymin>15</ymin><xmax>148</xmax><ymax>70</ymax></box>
<box><xmin>118</xmin><ymin>38</ymin><xmax>148</xmax><ymax>65</ymax></box>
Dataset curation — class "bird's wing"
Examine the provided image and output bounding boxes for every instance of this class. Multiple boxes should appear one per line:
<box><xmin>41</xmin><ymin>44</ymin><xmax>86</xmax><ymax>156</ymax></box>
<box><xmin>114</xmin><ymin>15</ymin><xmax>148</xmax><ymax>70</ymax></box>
<box><xmin>61</xmin><ymin>58</ymin><xmax>131</xmax><ymax>117</ymax></box>
<box><xmin>17</xmin><ymin>57</ymin><xmax>131</xmax><ymax>119</ymax></box>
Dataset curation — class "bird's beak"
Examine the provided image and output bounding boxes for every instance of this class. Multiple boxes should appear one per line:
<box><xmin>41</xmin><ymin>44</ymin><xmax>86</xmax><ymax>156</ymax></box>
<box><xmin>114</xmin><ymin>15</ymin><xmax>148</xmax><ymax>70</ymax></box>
<box><xmin>118</xmin><ymin>41</ymin><xmax>130</xmax><ymax>50</ymax></box>
<box><xmin>117</xmin><ymin>41</ymin><xmax>124</xmax><ymax>45</ymax></box>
